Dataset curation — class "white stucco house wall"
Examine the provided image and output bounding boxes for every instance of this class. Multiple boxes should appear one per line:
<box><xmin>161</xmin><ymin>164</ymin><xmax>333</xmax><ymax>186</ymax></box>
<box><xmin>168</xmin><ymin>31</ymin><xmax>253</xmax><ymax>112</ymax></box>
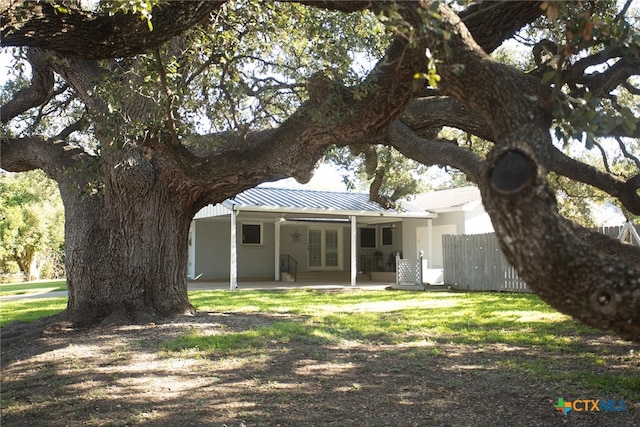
<box><xmin>409</xmin><ymin>186</ymin><xmax>494</xmax><ymax>269</ymax></box>
<box><xmin>188</xmin><ymin>185</ymin><xmax>494</xmax><ymax>288</ymax></box>
<box><xmin>189</xmin><ymin>186</ymin><xmax>437</xmax><ymax>288</ymax></box>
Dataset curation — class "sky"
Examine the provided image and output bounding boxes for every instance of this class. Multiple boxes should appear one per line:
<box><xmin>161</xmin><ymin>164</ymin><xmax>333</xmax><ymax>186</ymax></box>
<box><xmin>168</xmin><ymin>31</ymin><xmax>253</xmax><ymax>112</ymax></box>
<box><xmin>260</xmin><ymin>163</ymin><xmax>347</xmax><ymax>191</ymax></box>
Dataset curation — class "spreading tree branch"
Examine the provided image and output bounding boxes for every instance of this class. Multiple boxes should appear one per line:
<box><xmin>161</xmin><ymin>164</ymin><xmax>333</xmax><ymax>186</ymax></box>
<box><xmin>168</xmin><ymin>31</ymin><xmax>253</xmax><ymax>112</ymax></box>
<box><xmin>549</xmin><ymin>146</ymin><xmax>640</xmax><ymax>214</ymax></box>
<box><xmin>385</xmin><ymin>121</ymin><xmax>484</xmax><ymax>184</ymax></box>
<box><xmin>459</xmin><ymin>0</ymin><xmax>544</xmax><ymax>54</ymax></box>
<box><xmin>1</xmin><ymin>48</ymin><xmax>54</xmax><ymax>124</ymax></box>
<box><xmin>616</xmin><ymin>137</ymin><xmax>640</xmax><ymax>170</ymax></box>
<box><xmin>1</xmin><ymin>134</ymin><xmax>93</xmax><ymax>181</ymax></box>
<box><xmin>1</xmin><ymin>1</ymin><xmax>223</xmax><ymax>59</ymax></box>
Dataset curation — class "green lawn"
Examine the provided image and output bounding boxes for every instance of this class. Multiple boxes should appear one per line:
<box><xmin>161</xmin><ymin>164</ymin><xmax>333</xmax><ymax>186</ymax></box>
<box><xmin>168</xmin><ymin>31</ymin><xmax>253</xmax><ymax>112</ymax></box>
<box><xmin>0</xmin><ymin>279</ymin><xmax>67</xmax><ymax>296</ymax></box>
<box><xmin>0</xmin><ymin>297</ymin><xmax>68</xmax><ymax>326</ymax></box>
<box><xmin>187</xmin><ymin>289</ymin><xmax>600</xmax><ymax>350</ymax></box>
<box><xmin>0</xmin><ymin>288</ymin><xmax>598</xmax><ymax>343</ymax></box>
<box><xmin>2</xmin><ymin>288</ymin><xmax>638</xmax><ymax>401</ymax></box>
<box><xmin>0</xmin><ymin>280</ymin><xmax>68</xmax><ymax>325</ymax></box>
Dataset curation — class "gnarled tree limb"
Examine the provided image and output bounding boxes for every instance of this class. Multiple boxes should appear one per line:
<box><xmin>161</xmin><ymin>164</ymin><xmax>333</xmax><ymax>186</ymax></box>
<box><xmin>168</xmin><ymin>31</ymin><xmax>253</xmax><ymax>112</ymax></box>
<box><xmin>1</xmin><ymin>48</ymin><xmax>54</xmax><ymax>124</ymax></box>
<box><xmin>549</xmin><ymin>146</ymin><xmax>640</xmax><ymax>214</ymax></box>
<box><xmin>1</xmin><ymin>1</ymin><xmax>223</xmax><ymax>59</ymax></box>
<box><xmin>413</xmin><ymin>0</ymin><xmax>640</xmax><ymax>341</ymax></box>
<box><xmin>386</xmin><ymin>121</ymin><xmax>484</xmax><ymax>184</ymax></box>
<box><xmin>1</xmin><ymin>135</ymin><xmax>94</xmax><ymax>181</ymax></box>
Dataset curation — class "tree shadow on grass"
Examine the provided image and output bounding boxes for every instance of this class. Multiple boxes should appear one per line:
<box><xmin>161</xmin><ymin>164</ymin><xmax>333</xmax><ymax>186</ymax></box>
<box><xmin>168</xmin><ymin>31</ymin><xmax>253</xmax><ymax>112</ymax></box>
<box><xmin>2</xmin><ymin>310</ymin><xmax>639</xmax><ymax>427</ymax></box>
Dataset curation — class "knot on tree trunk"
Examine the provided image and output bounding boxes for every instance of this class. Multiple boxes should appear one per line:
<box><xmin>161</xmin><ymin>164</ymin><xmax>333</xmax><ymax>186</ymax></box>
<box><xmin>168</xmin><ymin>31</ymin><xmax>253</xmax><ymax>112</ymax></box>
<box><xmin>489</xmin><ymin>149</ymin><xmax>537</xmax><ymax>194</ymax></box>
<box><xmin>589</xmin><ymin>286</ymin><xmax>618</xmax><ymax>317</ymax></box>
<box><xmin>111</xmin><ymin>148</ymin><xmax>155</xmax><ymax>196</ymax></box>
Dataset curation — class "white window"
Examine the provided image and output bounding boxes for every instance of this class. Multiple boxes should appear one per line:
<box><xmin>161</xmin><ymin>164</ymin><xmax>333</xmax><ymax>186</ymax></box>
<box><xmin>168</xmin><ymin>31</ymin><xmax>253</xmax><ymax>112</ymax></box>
<box><xmin>308</xmin><ymin>228</ymin><xmax>343</xmax><ymax>270</ymax></box>
<box><xmin>241</xmin><ymin>223</ymin><xmax>262</xmax><ymax>245</ymax></box>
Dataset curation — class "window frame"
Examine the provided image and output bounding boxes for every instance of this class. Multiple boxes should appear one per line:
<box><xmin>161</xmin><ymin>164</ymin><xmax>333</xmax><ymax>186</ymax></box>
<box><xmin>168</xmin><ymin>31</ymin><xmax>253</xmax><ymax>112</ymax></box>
<box><xmin>381</xmin><ymin>226</ymin><xmax>393</xmax><ymax>246</ymax></box>
<box><xmin>360</xmin><ymin>227</ymin><xmax>377</xmax><ymax>249</ymax></box>
<box><xmin>241</xmin><ymin>222</ymin><xmax>263</xmax><ymax>245</ymax></box>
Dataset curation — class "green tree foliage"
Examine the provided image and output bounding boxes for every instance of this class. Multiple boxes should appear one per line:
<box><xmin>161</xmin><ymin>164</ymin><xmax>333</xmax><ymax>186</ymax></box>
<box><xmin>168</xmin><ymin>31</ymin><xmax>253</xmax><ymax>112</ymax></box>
<box><xmin>0</xmin><ymin>170</ymin><xmax>64</xmax><ymax>281</ymax></box>
<box><xmin>326</xmin><ymin>145</ymin><xmax>428</xmax><ymax>208</ymax></box>
<box><xmin>86</xmin><ymin>0</ymin><xmax>388</xmax><ymax>141</ymax></box>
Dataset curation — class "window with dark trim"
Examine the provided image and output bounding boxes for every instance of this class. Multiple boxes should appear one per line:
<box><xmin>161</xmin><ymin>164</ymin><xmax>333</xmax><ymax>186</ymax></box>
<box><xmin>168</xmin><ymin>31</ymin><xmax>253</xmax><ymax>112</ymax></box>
<box><xmin>382</xmin><ymin>227</ymin><xmax>393</xmax><ymax>246</ymax></box>
<box><xmin>242</xmin><ymin>223</ymin><xmax>262</xmax><ymax>245</ymax></box>
<box><xmin>360</xmin><ymin>228</ymin><xmax>376</xmax><ymax>248</ymax></box>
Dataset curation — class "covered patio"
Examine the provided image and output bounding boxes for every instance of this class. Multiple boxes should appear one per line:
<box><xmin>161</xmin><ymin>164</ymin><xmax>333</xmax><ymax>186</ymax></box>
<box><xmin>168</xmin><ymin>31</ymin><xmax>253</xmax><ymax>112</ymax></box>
<box><xmin>189</xmin><ymin>187</ymin><xmax>437</xmax><ymax>290</ymax></box>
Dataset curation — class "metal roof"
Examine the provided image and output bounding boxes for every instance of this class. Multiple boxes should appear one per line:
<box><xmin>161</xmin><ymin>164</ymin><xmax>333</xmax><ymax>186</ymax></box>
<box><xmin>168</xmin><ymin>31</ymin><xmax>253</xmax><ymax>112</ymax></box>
<box><xmin>229</xmin><ymin>187</ymin><xmax>426</xmax><ymax>212</ymax></box>
<box><xmin>195</xmin><ymin>187</ymin><xmax>433</xmax><ymax>219</ymax></box>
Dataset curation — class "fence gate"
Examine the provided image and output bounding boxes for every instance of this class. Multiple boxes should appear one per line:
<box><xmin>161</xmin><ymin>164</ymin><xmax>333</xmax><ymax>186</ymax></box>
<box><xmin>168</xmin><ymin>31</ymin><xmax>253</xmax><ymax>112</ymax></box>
<box><xmin>395</xmin><ymin>252</ymin><xmax>424</xmax><ymax>288</ymax></box>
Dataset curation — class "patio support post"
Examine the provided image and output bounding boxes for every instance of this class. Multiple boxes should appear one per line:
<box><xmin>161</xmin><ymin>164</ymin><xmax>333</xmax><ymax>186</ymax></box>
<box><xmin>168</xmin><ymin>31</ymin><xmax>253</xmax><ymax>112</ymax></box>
<box><xmin>188</xmin><ymin>222</ymin><xmax>196</xmax><ymax>280</ymax></box>
<box><xmin>427</xmin><ymin>218</ymin><xmax>433</xmax><ymax>266</ymax></box>
<box><xmin>274</xmin><ymin>218</ymin><xmax>281</xmax><ymax>281</ymax></box>
<box><xmin>230</xmin><ymin>207</ymin><xmax>238</xmax><ymax>290</ymax></box>
<box><xmin>350</xmin><ymin>215</ymin><xmax>357</xmax><ymax>287</ymax></box>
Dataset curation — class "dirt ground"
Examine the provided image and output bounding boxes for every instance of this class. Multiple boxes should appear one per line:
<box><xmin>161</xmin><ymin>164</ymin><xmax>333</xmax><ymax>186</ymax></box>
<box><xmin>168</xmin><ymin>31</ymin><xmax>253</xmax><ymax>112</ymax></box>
<box><xmin>2</xmin><ymin>308</ymin><xmax>639</xmax><ymax>427</ymax></box>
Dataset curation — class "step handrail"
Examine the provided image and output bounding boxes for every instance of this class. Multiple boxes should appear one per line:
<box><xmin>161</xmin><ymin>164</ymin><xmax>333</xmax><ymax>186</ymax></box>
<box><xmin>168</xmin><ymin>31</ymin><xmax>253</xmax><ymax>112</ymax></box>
<box><xmin>279</xmin><ymin>254</ymin><xmax>298</xmax><ymax>282</ymax></box>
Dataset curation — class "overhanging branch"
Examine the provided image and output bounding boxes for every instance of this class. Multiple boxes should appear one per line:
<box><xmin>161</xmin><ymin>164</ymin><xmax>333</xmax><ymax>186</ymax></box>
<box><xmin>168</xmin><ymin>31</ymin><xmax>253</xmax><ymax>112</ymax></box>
<box><xmin>1</xmin><ymin>1</ymin><xmax>224</xmax><ymax>59</ymax></box>
<box><xmin>1</xmin><ymin>48</ymin><xmax>54</xmax><ymax>124</ymax></box>
<box><xmin>549</xmin><ymin>146</ymin><xmax>640</xmax><ymax>214</ymax></box>
<box><xmin>385</xmin><ymin>121</ymin><xmax>484</xmax><ymax>184</ymax></box>
<box><xmin>1</xmin><ymin>135</ymin><xmax>94</xmax><ymax>180</ymax></box>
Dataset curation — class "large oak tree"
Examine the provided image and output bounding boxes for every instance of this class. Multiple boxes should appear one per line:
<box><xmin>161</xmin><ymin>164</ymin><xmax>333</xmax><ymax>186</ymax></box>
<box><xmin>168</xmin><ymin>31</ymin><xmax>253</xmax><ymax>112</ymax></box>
<box><xmin>2</xmin><ymin>1</ymin><xmax>639</xmax><ymax>341</ymax></box>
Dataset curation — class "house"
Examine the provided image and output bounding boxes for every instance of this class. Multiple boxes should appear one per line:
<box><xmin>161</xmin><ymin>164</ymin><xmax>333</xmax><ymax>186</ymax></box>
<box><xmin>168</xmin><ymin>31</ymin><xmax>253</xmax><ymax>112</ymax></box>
<box><xmin>189</xmin><ymin>186</ymin><xmax>437</xmax><ymax>288</ymax></box>
<box><xmin>409</xmin><ymin>186</ymin><xmax>493</xmax><ymax>269</ymax></box>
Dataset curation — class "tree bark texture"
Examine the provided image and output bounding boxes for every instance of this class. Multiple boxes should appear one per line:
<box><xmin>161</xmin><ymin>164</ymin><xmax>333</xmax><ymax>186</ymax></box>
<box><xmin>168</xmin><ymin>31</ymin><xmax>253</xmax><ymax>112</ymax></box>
<box><xmin>411</xmin><ymin>2</ymin><xmax>640</xmax><ymax>342</ymax></box>
<box><xmin>1</xmin><ymin>1</ymin><xmax>223</xmax><ymax>59</ymax></box>
<box><xmin>483</xmin><ymin>142</ymin><xmax>640</xmax><ymax>342</ymax></box>
<box><xmin>58</xmin><ymin>149</ymin><xmax>197</xmax><ymax>325</ymax></box>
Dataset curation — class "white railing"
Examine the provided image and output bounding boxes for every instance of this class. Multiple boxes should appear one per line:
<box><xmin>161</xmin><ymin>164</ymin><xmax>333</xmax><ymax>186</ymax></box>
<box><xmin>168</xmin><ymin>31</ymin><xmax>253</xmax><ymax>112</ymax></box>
<box><xmin>396</xmin><ymin>252</ymin><xmax>423</xmax><ymax>286</ymax></box>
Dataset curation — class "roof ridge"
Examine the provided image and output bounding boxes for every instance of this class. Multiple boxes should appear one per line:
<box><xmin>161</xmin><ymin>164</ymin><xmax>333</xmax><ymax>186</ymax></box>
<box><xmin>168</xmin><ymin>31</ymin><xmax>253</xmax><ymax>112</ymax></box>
<box><xmin>254</xmin><ymin>186</ymin><xmax>367</xmax><ymax>195</ymax></box>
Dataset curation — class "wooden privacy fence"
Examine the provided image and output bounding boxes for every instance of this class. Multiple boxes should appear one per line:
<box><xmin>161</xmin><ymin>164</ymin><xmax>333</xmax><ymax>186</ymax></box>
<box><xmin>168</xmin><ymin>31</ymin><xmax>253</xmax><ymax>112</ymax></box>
<box><xmin>442</xmin><ymin>224</ymin><xmax>639</xmax><ymax>293</ymax></box>
<box><xmin>443</xmin><ymin>233</ymin><xmax>529</xmax><ymax>293</ymax></box>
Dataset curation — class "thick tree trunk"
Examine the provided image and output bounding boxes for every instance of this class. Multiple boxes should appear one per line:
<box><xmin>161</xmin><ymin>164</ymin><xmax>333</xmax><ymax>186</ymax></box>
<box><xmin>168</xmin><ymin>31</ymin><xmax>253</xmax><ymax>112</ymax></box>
<box><xmin>482</xmin><ymin>132</ymin><xmax>640</xmax><ymax>342</ymax></box>
<box><xmin>59</xmin><ymin>150</ymin><xmax>196</xmax><ymax>326</ymax></box>
<box><xmin>14</xmin><ymin>246</ymin><xmax>40</xmax><ymax>282</ymax></box>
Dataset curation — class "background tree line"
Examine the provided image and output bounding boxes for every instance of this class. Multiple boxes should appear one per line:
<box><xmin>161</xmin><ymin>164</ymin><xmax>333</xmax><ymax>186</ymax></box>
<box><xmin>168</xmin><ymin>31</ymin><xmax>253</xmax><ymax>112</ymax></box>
<box><xmin>0</xmin><ymin>170</ymin><xmax>64</xmax><ymax>282</ymax></box>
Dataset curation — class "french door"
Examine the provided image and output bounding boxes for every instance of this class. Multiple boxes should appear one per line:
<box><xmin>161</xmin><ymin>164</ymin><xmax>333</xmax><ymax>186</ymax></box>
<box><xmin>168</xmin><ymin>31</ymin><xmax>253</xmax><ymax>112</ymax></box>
<box><xmin>308</xmin><ymin>228</ymin><xmax>342</xmax><ymax>270</ymax></box>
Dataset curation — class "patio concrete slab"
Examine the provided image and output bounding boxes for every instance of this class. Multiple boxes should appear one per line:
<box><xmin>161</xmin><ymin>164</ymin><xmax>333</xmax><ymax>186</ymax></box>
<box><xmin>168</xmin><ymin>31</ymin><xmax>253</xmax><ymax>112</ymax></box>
<box><xmin>188</xmin><ymin>280</ymin><xmax>393</xmax><ymax>291</ymax></box>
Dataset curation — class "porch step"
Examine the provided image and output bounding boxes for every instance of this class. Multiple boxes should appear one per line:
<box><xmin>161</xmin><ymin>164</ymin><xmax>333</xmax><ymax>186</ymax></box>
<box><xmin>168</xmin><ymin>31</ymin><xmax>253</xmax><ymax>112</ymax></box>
<box><xmin>294</xmin><ymin>271</ymin><xmax>371</xmax><ymax>283</ymax></box>
<box><xmin>281</xmin><ymin>272</ymin><xmax>296</xmax><ymax>282</ymax></box>
<box><xmin>389</xmin><ymin>283</ymin><xmax>425</xmax><ymax>291</ymax></box>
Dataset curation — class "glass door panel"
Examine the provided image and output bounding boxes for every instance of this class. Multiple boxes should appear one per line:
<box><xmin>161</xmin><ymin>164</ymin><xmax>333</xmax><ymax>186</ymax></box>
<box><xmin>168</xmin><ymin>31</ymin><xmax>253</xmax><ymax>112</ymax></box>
<box><xmin>308</xmin><ymin>229</ymin><xmax>322</xmax><ymax>267</ymax></box>
<box><xmin>325</xmin><ymin>229</ymin><xmax>338</xmax><ymax>267</ymax></box>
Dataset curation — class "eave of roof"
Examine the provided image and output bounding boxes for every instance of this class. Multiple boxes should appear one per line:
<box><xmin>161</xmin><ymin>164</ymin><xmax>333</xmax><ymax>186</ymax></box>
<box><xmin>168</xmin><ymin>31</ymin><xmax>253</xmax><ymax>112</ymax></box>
<box><xmin>195</xmin><ymin>187</ymin><xmax>436</xmax><ymax>220</ymax></box>
<box><xmin>223</xmin><ymin>203</ymin><xmax>436</xmax><ymax>219</ymax></box>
